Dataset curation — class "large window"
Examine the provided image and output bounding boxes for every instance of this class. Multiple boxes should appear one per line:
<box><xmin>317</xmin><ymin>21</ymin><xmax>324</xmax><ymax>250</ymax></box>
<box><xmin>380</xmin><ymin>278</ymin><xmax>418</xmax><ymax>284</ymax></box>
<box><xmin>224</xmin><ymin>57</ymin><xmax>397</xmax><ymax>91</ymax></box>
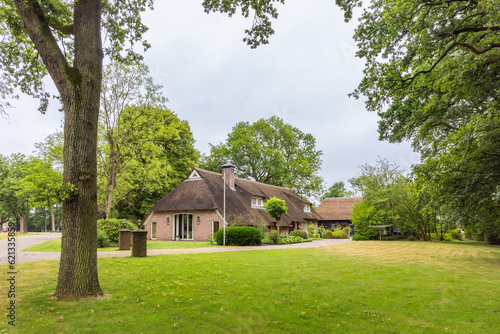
<box><xmin>173</xmin><ymin>214</ymin><xmax>193</xmax><ymax>240</ymax></box>
<box><xmin>303</xmin><ymin>204</ymin><xmax>311</xmax><ymax>213</ymax></box>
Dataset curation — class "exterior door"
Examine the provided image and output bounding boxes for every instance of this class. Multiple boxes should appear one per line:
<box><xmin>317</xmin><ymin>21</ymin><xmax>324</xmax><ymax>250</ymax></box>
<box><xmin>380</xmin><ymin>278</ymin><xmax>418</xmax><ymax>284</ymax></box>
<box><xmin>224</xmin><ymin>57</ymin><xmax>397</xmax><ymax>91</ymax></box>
<box><xmin>174</xmin><ymin>214</ymin><xmax>193</xmax><ymax>240</ymax></box>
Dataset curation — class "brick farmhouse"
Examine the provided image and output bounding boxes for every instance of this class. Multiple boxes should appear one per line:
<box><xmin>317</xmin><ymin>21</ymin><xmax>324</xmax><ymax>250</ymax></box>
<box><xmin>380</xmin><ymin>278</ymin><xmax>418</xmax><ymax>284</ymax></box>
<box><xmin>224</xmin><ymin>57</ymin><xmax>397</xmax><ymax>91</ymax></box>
<box><xmin>143</xmin><ymin>164</ymin><xmax>322</xmax><ymax>241</ymax></box>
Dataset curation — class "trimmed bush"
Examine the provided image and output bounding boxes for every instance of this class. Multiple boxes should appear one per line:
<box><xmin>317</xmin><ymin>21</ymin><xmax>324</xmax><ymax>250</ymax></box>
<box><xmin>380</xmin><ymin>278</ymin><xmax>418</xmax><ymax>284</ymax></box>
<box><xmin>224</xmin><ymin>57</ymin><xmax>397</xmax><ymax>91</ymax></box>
<box><xmin>216</xmin><ymin>226</ymin><xmax>262</xmax><ymax>246</ymax></box>
<box><xmin>325</xmin><ymin>230</ymin><xmax>333</xmax><ymax>239</ymax></box>
<box><xmin>97</xmin><ymin>230</ymin><xmax>110</xmax><ymax>248</ymax></box>
<box><xmin>290</xmin><ymin>230</ymin><xmax>308</xmax><ymax>240</ymax></box>
<box><xmin>352</xmin><ymin>233</ymin><xmax>369</xmax><ymax>241</ymax></box>
<box><xmin>97</xmin><ymin>218</ymin><xmax>136</xmax><ymax>243</ymax></box>
<box><xmin>331</xmin><ymin>230</ymin><xmax>349</xmax><ymax>239</ymax></box>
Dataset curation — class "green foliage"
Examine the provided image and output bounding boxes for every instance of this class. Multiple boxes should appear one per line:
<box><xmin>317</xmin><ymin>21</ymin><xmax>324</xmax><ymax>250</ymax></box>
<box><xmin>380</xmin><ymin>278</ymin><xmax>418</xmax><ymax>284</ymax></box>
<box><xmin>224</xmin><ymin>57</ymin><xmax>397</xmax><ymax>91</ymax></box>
<box><xmin>321</xmin><ymin>181</ymin><xmax>354</xmax><ymax>201</ymax></box>
<box><xmin>264</xmin><ymin>196</ymin><xmax>287</xmax><ymax>220</ymax></box>
<box><xmin>290</xmin><ymin>230</ymin><xmax>308</xmax><ymax>240</ymax></box>
<box><xmin>331</xmin><ymin>230</ymin><xmax>349</xmax><ymax>239</ymax></box>
<box><xmin>202</xmin><ymin>0</ymin><xmax>285</xmax><ymax>48</ymax></box>
<box><xmin>325</xmin><ymin>230</ymin><xmax>333</xmax><ymax>239</ymax></box>
<box><xmin>216</xmin><ymin>226</ymin><xmax>262</xmax><ymax>246</ymax></box>
<box><xmin>342</xmin><ymin>226</ymin><xmax>351</xmax><ymax>236</ymax></box>
<box><xmin>97</xmin><ymin>219</ymin><xmax>135</xmax><ymax>243</ymax></box>
<box><xmin>278</xmin><ymin>235</ymin><xmax>303</xmax><ymax>244</ymax></box>
<box><xmin>351</xmin><ymin>201</ymin><xmax>384</xmax><ymax>240</ymax></box>
<box><xmin>407</xmin><ymin>235</ymin><xmax>415</xmax><ymax>241</ymax></box>
<box><xmin>256</xmin><ymin>224</ymin><xmax>268</xmax><ymax>239</ymax></box>
<box><xmin>352</xmin><ymin>234</ymin><xmax>369</xmax><ymax>241</ymax></box>
<box><xmin>200</xmin><ymin>116</ymin><xmax>324</xmax><ymax>198</ymax></box>
<box><xmin>96</xmin><ymin>230</ymin><xmax>110</xmax><ymax>249</ymax></box>
<box><xmin>450</xmin><ymin>230</ymin><xmax>463</xmax><ymax>241</ymax></box>
<box><xmin>430</xmin><ymin>233</ymin><xmax>452</xmax><ymax>242</ymax></box>
<box><xmin>267</xmin><ymin>230</ymin><xmax>280</xmax><ymax>245</ymax></box>
<box><xmin>206</xmin><ymin>232</ymin><xmax>216</xmax><ymax>245</ymax></box>
<box><xmin>107</xmin><ymin>105</ymin><xmax>199</xmax><ymax>218</ymax></box>
<box><xmin>337</xmin><ymin>0</ymin><xmax>500</xmax><ymax>245</ymax></box>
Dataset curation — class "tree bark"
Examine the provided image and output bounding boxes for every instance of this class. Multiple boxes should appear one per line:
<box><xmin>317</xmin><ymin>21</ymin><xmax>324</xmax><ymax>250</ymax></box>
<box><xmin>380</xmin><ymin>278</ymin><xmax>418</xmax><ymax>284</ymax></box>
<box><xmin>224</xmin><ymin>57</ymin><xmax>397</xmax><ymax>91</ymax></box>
<box><xmin>50</xmin><ymin>207</ymin><xmax>55</xmax><ymax>232</ymax></box>
<box><xmin>55</xmin><ymin>0</ymin><xmax>103</xmax><ymax>298</ymax></box>
<box><xmin>104</xmin><ymin>142</ymin><xmax>118</xmax><ymax>217</ymax></box>
<box><xmin>19</xmin><ymin>214</ymin><xmax>28</xmax><ymax>234</ymax></box>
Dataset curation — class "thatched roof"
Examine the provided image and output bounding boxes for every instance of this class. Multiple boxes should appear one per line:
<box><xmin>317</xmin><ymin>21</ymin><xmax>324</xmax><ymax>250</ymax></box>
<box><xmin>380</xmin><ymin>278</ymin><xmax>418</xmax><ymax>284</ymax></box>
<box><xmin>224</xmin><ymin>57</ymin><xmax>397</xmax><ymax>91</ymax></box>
<box><xmin>315</xmin><ymin>197</ymin><xmax>363</xmax><ymax>221</ymax></box>
<box><xmin>150</xmin><ymin>168</ymin><xmax>322</xmax><ymax>226</ymax></box>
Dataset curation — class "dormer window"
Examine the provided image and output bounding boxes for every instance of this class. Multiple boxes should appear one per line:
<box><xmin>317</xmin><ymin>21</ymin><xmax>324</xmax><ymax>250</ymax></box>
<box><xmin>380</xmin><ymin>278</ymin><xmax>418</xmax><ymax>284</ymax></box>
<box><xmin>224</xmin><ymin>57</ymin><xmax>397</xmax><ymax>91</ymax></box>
<box><xmin>303</xmin><ymin>204</ymin><xmax>311</xmax><ymax>213</ymax></box>
<box><xmin>188</xmin><ymin>170</ymin><xmax>201</xmax><ymax>180</ymax></box>
<box><xmin>251</xmin><ymin>196</ymin><xmax>265</xmax><ymax>208</ymax></box>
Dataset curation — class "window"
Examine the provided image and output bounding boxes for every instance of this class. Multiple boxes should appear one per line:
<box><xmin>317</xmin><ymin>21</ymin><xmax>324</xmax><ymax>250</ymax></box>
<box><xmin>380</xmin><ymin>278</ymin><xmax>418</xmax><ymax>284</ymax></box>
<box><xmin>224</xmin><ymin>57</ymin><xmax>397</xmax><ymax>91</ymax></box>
<box><xmin>251</xmin><ymin>196</ymin><xmax>265</xmax><ymax>208</ymax></box>
<box><xmin>212</xmin><ymin>221</ymin><xmax>220</xmax><ymax>233</ymax></box>
<box><xmin>303</xmin><ymin>204</ymin><xmax>311</xmax><ymax>213</ymax></box>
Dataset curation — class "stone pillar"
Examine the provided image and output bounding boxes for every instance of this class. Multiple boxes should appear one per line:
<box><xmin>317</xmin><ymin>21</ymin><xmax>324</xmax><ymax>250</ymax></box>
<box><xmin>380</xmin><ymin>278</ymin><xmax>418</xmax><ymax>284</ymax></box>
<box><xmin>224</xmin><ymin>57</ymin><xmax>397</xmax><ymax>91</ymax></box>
<box><xmin>119</xmin><ymin>229</ymin><xmax>131</xmax><ymax>250</ymax></box>
<box><xmin>131</xmin><ymin>230</ymin><xmax>148</xmax><ymax>257</ymax></box>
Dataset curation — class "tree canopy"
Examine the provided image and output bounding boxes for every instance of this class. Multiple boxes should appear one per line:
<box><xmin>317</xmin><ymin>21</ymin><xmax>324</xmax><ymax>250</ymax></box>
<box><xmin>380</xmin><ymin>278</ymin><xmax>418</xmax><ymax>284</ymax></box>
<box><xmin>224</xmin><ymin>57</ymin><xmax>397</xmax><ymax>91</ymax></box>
<box><xmin>200</xmin><ymin>116</ymin><xmax>324</xmax><ymax>199</ymax></box>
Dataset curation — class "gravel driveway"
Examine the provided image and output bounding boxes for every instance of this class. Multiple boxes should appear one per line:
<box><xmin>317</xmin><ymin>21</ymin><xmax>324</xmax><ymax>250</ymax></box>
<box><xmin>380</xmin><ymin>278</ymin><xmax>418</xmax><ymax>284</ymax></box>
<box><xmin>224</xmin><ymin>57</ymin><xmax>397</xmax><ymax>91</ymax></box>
<box><xmin>0</xmin><ymin>237</ymin><xmax>351</xmax><ymax>265</ymax></box>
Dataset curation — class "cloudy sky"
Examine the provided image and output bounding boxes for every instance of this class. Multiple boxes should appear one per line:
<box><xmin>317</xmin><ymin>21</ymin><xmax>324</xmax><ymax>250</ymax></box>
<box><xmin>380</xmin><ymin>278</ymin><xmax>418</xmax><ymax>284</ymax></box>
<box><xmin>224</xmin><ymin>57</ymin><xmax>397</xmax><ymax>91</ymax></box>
<box><xmin>0</xmin><ymin>0</ymin><xmax>418</xmax><ymax>194</ymax></box>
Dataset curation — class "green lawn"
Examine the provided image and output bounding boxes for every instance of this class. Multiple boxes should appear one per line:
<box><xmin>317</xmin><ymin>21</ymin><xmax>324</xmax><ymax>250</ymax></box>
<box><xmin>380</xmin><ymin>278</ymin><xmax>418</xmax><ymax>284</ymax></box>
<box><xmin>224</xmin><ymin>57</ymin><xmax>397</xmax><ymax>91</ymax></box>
<box><xmin>2</xmin><ymin>241</ymin><xmax>499</xmax><ymax>333</ymax></box>
<box><xmin>23</xmin><ymin>238</ymin><xmax>221</xmax><ymax>252</ymax></box>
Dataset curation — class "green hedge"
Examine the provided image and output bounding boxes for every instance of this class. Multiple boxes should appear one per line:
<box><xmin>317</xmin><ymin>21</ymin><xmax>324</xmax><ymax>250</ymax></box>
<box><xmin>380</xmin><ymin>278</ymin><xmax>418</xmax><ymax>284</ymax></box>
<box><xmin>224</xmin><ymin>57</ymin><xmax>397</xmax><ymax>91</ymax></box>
<box><xmin>216</xmin><ymin>226</ymin><xmax>262</xmax><ymax>246</ymax></box>
<box><xmin>352</xmin><ymin>233</ymin><xmax>369</xmax><ymax>241</ymax></box>
<box><xmin>290</xmin><ymin>230</ymin><xmax>308</xmax><ymax>239</ymax></box>
<box><xmin>97</xmin><ymin>230</ymin><xmax>110</xmax><ymax>248</ymax></box>
<box><xmin>97</xmin><ymin>219</ymin><xmax>136</xmax><ymax>243</ymax></box>
<box><xmin>332</xmin><ymin>230</ymin><xmax>349</xmax><ymax>239</ymax></box>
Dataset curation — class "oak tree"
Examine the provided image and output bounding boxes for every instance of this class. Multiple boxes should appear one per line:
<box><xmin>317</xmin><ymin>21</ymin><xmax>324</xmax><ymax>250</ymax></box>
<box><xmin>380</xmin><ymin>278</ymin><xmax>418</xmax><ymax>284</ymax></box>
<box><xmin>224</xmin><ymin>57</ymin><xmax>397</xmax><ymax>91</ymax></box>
<box><xmin>0</xmin><ymin>0</ymin><xmax>153</xmax><ymax>297</ymax></box>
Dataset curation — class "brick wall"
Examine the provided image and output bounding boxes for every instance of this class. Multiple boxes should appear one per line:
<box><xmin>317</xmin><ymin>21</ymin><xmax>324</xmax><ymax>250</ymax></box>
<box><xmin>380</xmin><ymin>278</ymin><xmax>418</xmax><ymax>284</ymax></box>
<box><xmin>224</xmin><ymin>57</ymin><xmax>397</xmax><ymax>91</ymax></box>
<box><xmin>145</xmin><ymin>210</ymin><xmax>224</xmax><ymax>241</ymax></box>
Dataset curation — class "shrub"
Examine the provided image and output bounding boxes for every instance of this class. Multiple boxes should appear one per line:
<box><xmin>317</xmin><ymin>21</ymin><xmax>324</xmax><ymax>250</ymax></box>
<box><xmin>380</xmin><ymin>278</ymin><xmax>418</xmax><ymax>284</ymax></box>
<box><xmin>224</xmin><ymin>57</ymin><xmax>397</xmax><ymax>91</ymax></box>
<box><xmin>256</xmin><ymin>224</ymin><xmax>268</xmax><ymax>239</ymax></box>
<box><xmin>407</xmin><ymin>235</ymin><xmax>415</xmax><ymax>241</ymax></box>
<box><xmin>268</xmin><ymin>230</ymin><xmax>280</xmax><ymax>244</ymax></box>
<box><xmin>450</xmin><ymin>229</ymin><xmax>463</xmax><ymax>241</ymax></box>
<box><xmin>325</xmin><ymin>230</ymin><xmax>333</xmax><ymax>239</ymax></box>
<box><xmin>331</xmin><ymin>230</ymin><xmax>349</xmax><ymax>239</ymax></box>
<box><xmin>278</xmin><ymin>235</ymin><xmax>303</xmax><ymax>244</ymax></box>
<box><xmin>97</xmin><ymin>218</ymin><xmax>136</xmax><ymax>243</ymax></box>
<box><xmin>216</xmin><ymin>226</ymin><xmax>262</xmax><ymax>246</ymax></box>
<box><xmin>97</xmin><ymin>230</ymin><xmax>110</xmax><ymax>248</ymax></box>
<box><xmin>290</xmin><ymin>230</ymin><xmax>308</xmax><ymax>239</ymax></box>
<box><xmin>352</xmin><ymin>233</ymin><xmax>369</xmax><ymax>241</ymax></box>
<box><xmin>342</xmin><ymin>226</ymin><xmax>351</xmax><ymax>236</ymax></box>
<box><xmin>430</xmin><ymin>233</ymin><xmax>452</xmax><ymax>241</ymax></box>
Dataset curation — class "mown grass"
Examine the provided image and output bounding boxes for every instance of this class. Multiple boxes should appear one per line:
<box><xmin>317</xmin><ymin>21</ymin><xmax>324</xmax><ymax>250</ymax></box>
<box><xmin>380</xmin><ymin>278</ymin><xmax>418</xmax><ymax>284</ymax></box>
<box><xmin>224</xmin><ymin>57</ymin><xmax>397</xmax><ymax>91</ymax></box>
<box><xmin>2</xmin><ymin>240</ymin><xmax>499</xmax><ymax>333</ymax></box>
<box><xmin>24</xmin><ymin>238</ymin><xmax>221</xmax><ymax>252</ymax></box>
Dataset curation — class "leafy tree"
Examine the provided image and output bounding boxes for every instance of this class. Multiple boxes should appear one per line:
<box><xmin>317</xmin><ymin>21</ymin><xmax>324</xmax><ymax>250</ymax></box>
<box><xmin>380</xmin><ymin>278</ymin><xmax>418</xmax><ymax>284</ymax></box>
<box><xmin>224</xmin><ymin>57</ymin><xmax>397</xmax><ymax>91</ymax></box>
<box><xmin>0</xmin><ymin>0</ymin><xmax>153</xmax><ymax>297</ymax></box>
<box><xmin>201</xmin><ymin>116</ymin><xmax>324</xmax><ymax>198</ymax></box>
<box><xmin>105</xmin><ymin>105</ymin><xmax>199</xmax><ymax>219</ymax></box>
<box><xmin>202</xmin><ymin>0</ymin><xmax>285</xmax><ymax>48</ymax></box>
<box><xmin>336</xmin><ymin>0</ymin><xmax>500</xmax><ymax>243</ymax></box>
<box><xmin>264</xmin><ymin>196</ymin><xmax>287</xmax><ymax>231</ymax></box>
<box><xmin>320</xmin><ymin>181</ymin><xmax>354</xmax><ymax>201</ymax></box>
<box><xmin>15</xmin><ymin>157</ymin><xmax>63</xmax><ymax>232</ymax></box>
<box><xmin>99</xmin><ymin>61</ymin><xmax>167</xmax><ymax>217</ymax></box>
<box><xmin>0</xmin><ymin>154</ymin><xmax>31</xmax><ymax>233</ymax></box>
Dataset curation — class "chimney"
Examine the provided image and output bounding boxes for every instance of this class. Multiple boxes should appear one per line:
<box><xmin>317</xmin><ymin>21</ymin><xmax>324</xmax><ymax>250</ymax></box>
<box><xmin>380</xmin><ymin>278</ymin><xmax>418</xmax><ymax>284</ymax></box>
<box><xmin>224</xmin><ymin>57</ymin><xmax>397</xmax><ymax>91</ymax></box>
<box><xmin>221</xmin><ymin>162</ymin><xmax>236</xmax><ymax>191</ymax></box>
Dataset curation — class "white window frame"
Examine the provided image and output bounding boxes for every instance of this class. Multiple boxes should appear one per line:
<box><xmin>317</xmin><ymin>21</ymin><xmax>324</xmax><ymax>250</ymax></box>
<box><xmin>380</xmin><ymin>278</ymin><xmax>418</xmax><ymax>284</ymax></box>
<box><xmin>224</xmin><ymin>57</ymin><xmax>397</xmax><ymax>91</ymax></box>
<box><xmin>303</xmin><ymin>204</ymin><xmax>311</xmax><ymax>213</ymax></box>
<box><xmin>251</xmin><ymin>196</ymin><xmax>265</xmax><ymax>208</ymax></box>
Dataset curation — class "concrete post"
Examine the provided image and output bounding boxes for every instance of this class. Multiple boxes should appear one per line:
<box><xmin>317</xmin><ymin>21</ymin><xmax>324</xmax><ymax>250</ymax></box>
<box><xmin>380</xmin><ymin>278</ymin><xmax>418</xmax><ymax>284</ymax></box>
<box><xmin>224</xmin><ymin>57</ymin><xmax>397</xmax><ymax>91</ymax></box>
<box><xmin>131</xmin><ymin>230</ymin><xmax>148</xmax><ymax>257</ymax></box>
<box><xmin>119</xmin><ymin>229</ymin><xmax>131</xmax><ymax>250</ymax></box>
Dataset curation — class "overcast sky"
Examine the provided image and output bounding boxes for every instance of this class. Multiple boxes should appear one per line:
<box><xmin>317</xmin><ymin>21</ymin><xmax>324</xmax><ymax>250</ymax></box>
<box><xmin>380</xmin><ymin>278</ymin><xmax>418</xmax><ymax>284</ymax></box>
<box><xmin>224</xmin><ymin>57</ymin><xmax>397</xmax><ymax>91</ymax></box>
<box><xmin>0</xmin><ymin>0</ymin><xmax>419</xmax><ymax>194</ymax></box>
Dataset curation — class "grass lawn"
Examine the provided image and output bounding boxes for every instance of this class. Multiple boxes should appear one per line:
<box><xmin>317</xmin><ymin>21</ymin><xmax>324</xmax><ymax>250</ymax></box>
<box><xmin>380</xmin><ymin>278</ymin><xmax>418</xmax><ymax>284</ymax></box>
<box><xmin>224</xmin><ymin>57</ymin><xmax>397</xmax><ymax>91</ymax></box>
<box><xmin>23</xmin><ymin>238</ymin><xmax>221</xmax><ymax>252</ymax></box>
<box><xmin>0</xmin><ymin>232</ymin><xmax>38</xmax><ymax>240</ymax></box>
<box><xmin>2</xmin><ymin>240</ymin><xmax>499</xmax><ymax>333</ymax></box>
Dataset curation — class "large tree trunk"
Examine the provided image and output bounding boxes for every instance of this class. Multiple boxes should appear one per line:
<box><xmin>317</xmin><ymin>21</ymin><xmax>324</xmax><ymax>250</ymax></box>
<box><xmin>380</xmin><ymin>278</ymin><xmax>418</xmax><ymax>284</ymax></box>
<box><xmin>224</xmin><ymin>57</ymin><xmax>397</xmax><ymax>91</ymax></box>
<box><xmin>55</xmin><ymin>0</ymin><xmax>103</xmax><ymax>298</ymax></box>
<box><xmin>19</xmin><ymin>213</ymin><xmax>29</xmax><ymax>234</ymax></box>
<box><xmin>13</xmin><ymin>0</ymin><xmax>103</xmax><ymax>297</ymax></box>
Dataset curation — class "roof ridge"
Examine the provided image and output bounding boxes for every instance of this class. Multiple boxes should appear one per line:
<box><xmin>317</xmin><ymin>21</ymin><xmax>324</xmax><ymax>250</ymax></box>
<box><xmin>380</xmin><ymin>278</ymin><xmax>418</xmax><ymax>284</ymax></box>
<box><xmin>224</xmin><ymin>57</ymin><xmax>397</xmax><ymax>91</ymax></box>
<box><xmin>195</xmin><ymin>167</ymin><xmax>292</xmax><ymax>191</ymax></box>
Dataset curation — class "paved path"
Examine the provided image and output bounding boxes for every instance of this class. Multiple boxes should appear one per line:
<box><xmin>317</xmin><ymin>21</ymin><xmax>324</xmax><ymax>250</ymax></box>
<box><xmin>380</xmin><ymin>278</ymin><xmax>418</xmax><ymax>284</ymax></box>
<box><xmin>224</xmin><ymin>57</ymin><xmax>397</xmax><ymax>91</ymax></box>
<box><xmin>0</xmin><ymin>237</ymin><xmax>351</xmax><ymax>265</ymax></box>
<box><xmin>0</xmin><ymin>232</ymin><xmax>62</xmax><ymax>265</ymax></box>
